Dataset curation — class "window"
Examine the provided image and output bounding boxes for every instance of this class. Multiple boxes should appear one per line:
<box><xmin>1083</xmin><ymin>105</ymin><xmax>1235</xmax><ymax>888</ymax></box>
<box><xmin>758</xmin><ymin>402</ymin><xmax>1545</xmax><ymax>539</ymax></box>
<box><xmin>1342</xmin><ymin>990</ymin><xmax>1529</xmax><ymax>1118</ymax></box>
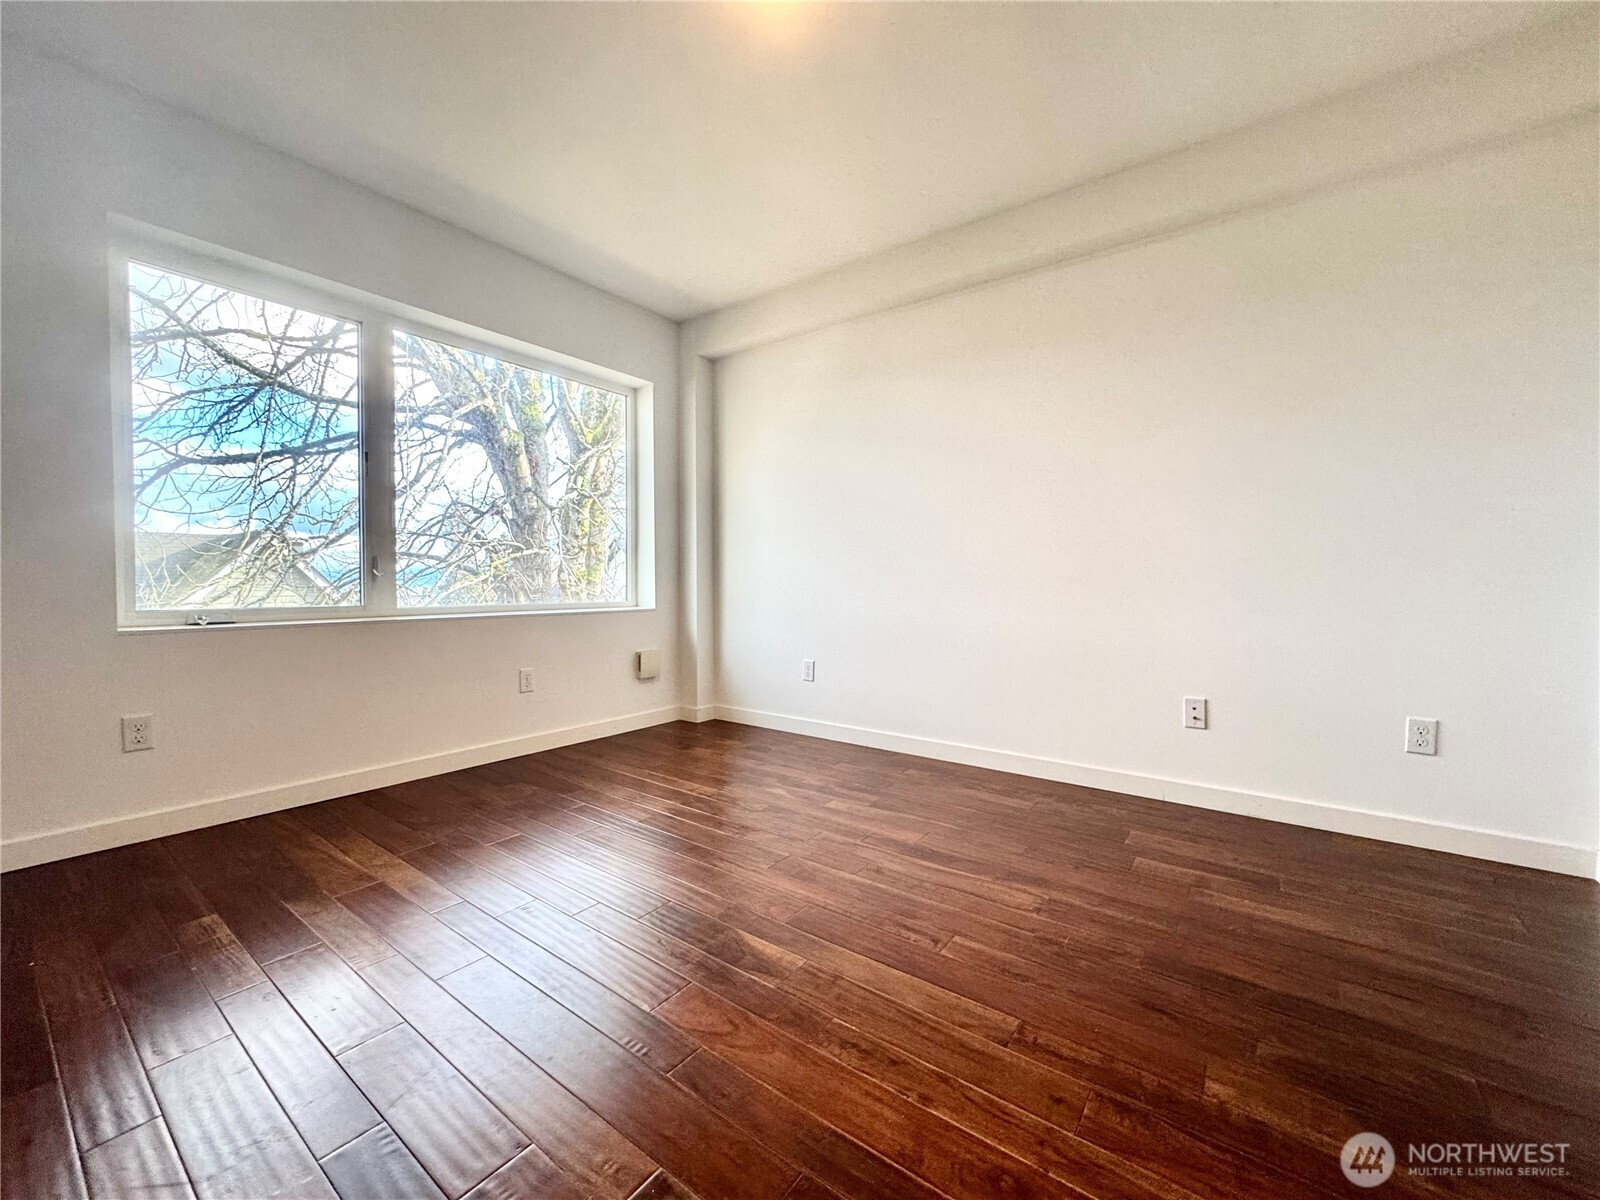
<box><xmin>393</xmin><ymin>333</ymin><xmax>628</xmax><ymax>607</ymax></box>
<box><xmin>127</xmin><ymin>264</ymin><xmax>364</xmax><ymax>611</ymax></box>
<box><xmin>115</xmin><ymin>243</ymin><xmax>644</xmax><ymax>627</ymax></box>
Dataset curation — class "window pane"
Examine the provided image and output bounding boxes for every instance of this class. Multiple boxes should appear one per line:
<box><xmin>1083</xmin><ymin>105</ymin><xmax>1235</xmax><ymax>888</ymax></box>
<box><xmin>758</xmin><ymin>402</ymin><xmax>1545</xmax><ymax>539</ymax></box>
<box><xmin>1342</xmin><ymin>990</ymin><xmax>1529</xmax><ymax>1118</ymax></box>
<box><xmin>393</xmin><ymin>333</ymin><xmax>628</xmax><ymax>607</ymax></box>
<box><xmin>127</xmin><ymin>263</ymin><xmax>362</xmax><ymax>610</ymax></box>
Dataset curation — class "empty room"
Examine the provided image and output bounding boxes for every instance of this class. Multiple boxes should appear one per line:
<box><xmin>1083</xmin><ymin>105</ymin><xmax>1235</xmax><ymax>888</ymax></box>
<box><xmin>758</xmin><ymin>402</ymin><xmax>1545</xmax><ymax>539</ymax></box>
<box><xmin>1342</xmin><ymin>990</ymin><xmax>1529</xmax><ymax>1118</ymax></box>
<box><xmin>1</xmin><ymin>2</ymin><xmax>1596</xmax><ymax>1198</ymax></box>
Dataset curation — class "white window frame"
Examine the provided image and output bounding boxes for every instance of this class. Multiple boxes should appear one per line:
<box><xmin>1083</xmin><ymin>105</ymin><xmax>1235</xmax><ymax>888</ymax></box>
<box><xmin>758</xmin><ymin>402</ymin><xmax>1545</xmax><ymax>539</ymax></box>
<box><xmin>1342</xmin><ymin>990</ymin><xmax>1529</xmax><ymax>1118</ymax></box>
<box><xmin>110</xmin><ymin>223</ymin><xmax>653</xmax><ymax>631</ymax></box>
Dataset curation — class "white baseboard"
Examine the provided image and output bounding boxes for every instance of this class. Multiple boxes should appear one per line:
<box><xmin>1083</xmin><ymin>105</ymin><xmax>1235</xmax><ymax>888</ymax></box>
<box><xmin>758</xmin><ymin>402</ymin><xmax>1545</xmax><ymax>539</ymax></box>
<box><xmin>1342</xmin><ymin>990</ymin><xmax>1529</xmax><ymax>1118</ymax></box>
<box><xmin>0</xmin><ymin>705</ymin><xmax>690</xmax><ymax>873</ymax></box>
<box><xmin>9</xmin><ymin>702</ymin><xmax>1593</xmax><ymax>880</ymax></box>
<box><xmin>715</xmin><ymin>706</ymin><xmax>1599</xmax><ymax>879</ymax></box>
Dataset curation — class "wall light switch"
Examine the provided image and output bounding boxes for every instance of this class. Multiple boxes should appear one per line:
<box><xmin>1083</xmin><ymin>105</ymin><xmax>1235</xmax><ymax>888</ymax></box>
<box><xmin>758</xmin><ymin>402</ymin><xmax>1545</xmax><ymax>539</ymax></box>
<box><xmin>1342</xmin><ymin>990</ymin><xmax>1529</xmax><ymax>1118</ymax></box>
<box><xmin>636</xmin><ymin>649</ymin><xmax>661</xmax><ymax>681</ymax></box>
<box><xmin>1184</xmin><ymin>697</ymin><xmax>1207</xmax><ymax>729</ymax></box>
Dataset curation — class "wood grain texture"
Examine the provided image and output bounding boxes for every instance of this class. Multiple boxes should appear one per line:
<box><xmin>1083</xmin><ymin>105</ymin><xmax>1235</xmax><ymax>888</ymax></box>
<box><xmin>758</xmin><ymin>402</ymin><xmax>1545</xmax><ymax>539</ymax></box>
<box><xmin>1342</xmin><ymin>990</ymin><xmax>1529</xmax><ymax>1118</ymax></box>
<box><xmin>217</xmin><ymin>981</ymin><xmax>380</xmax><ymax>1158</ymax></box>
<box><xmin>459</xmin><ymin>1143</ymin><xmax>599</xmax><ymax>1200</ymax></box>
<box><xmin>2</xmin><ymin>1083</ymin><xmax>88</xmax><ymax>1200</ymax></box>
<box><xmin>337</xmin><ymin>882</ymin><xmax>485</xmax><ymax>978</ymax></box>
<box><xmin>81</xmin><ymin>1118</ymin><xmax>195</xmax><ymax>1200</ymax></box>
<box><xmin>148</xmin><ymin>1036</ymin><xmax>335</xmax><ymax>1199</ymax></box>
<box><xmin>1</xmin><ymin>721</ymin><xmax>1593</xmax><ymax>1199</ymax></box>
<box><xmin>336</xmin><ymin>1025</ymin><xmax>527</xmax><ymax>1198</ymax></box>
<box><xmin>627</xmin><ymin>1169</ymin><xmax>708</xmax><ymax>1200</ymax></box>
<box><xmin>109</xmin><ymin>952</ymin><xmax>232</xmax><ymax>1071</ymax></box>
<box><xmin>318</xmin><ymin>1123</ymin><xmax>445</xmax><ymax>1200</ymax></box>
<box><xmin>360</xmin><ymin>951</ymin><xmax>657</xmax><ymax>1197</ymax></box>
<box><xmin>30</xmin><ymin>928</ymin><xmax>159</xmax><ymax>1151</ymax></box>
<box><xmin>175</xmin><ymin>913</ymin><xmax>270</xmax><ymax>1000</ymax></box>
<box><xmin>440</xmin><ymin>956</ymin><xmax>798</xmax><ymax>1200</ymax></box>
<box><xmin>263</xmin><ymin>945</ymin><xmax>402</xmax><ymax>1056</ymax></box>
<box><xmin>436</xmin><ymin>900</ymin><xmax>698</xmax><ymax>1071</ymax></box>
<box><xmin>1</xmin><ymin>928</ymin><xmax>57</xmax><ymax>1101</ymax></box>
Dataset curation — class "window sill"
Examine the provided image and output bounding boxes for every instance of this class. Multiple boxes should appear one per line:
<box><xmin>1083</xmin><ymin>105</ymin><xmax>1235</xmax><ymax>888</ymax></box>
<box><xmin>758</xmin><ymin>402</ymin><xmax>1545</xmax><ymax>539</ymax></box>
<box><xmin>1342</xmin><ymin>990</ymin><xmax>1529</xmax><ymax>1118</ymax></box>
<box><xmin>117</xmin><ymin>604</ymin><xmax>655</xmax><ymax>633</ymax></box>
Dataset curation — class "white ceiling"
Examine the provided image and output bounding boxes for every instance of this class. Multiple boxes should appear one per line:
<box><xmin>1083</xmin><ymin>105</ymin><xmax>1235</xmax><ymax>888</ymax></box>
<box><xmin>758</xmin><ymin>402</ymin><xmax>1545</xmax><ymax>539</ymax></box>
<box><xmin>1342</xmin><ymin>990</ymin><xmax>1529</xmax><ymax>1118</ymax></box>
<box><xmin>3</xmin><ymin>2</ymin><xmax>1564</xmax><ymax>319</ymax></box>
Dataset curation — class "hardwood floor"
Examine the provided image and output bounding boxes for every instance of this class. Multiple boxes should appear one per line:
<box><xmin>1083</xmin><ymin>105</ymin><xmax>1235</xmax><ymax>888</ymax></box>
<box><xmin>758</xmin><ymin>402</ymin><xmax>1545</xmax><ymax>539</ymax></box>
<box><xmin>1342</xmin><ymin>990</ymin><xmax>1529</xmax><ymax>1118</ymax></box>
<box><xmin>3</xmin><ymin>720</ymin><xmax>1595</xmax><ymax>1199</ymax></box>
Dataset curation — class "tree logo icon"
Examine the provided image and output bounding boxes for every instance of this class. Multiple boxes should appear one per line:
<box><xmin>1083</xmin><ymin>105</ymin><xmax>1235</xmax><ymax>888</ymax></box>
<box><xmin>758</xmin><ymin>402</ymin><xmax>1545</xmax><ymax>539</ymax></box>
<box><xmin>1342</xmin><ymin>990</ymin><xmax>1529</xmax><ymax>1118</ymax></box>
<box><xmin>1341</xmin><ymin>1133</ymin><xmax>1396</xmax><ymax>1187</ymax></box>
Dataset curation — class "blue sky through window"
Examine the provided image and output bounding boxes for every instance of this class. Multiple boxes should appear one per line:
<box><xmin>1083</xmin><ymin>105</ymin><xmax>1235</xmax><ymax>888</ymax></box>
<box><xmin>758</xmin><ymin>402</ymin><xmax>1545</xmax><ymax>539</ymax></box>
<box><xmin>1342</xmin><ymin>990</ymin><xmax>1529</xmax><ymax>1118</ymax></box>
<box><xmin>127</xmin><ymin>262</ymin><xmax>362</xmax><ymax>608</ymax></box>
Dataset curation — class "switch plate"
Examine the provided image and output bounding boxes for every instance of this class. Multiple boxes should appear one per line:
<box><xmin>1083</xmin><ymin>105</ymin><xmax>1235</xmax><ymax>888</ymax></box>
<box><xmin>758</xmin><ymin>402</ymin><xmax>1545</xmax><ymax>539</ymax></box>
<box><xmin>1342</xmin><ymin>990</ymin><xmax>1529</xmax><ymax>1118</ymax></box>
<box><xmin>802</xmin><ymin>659</ymin><xmax>816</xmax><ymax>683</ymax></box>
<box><xmin>518</xmin><ymin>668</ymin><xmax>536</xmax><ymax>694</ymax></box>
<box><xmin>121</xmin><ymin>714</ymin><xmax>154</xmax><ymax>752</ymax></box>
<box><xmin>1406</xmin><ymin>717</ymin><xmax>1438</xmax><ymax>756</ymax></box>
<box><xmin>1184</xmin><ymin>697</ymin><xmax>1207</xmax><ymax>729</ymax></box>
<box><xmin>636</xmin><ymin>649</ymin><xmax>661</xmax><ymax>681</ymax></box>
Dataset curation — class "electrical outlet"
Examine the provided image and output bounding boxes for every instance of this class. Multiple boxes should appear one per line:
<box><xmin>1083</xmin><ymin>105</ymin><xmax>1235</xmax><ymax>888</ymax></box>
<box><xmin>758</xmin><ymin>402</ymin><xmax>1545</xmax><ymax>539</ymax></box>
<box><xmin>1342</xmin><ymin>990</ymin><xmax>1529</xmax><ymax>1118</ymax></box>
<box><xmin>518</xmin><ymin>668</ymin><xmax>536</xmax><ymax>694</ymax></box>
<box><xmin>121</xmin><ymin>714</ymin><xmax>154</xmax><ymax>752</ymax></box>
<box><xmin>1406</xmin><ymin>717</ymin><xmax>1438</xmax><ymax>756</ymax></box>
<box><xmin>802</xmin><ymin>659</ymin><xmax>815</xmax><ymax>683</ymax></box>
<box><xmin>1184</xmin><ymin>697</ymin><xmax>1207</xmax><ymax>729</ymax></box>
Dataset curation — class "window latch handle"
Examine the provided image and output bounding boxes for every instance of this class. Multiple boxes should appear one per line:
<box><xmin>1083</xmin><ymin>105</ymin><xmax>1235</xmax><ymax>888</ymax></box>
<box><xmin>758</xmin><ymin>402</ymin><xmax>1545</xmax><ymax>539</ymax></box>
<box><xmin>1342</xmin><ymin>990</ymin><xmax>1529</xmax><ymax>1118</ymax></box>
<box><xmin>370</xmin><ymin>556</ymin><xmax>382</xmax><ymax>579</ymax></box>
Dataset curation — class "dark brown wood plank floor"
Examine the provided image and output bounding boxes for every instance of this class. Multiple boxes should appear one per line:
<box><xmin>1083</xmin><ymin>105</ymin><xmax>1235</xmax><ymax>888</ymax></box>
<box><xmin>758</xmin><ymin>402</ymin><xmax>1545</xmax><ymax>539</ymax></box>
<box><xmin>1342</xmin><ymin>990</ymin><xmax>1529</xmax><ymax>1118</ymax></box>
<box><xmin>3</xmin><ymin>721</ymin><xmax>1596</xmax><ymax>1199</ymax></box>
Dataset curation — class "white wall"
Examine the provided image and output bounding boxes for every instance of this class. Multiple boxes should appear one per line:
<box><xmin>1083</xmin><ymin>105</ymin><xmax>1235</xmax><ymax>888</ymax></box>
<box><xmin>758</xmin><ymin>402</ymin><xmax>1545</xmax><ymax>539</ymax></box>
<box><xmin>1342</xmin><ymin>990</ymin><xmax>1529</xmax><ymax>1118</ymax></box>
<box><xmin>713</xmin><ymin>116</ymin><xmax>1599</xmax><ymax>872</ymax></box>
<box><xmin>0</xmin><ymin>48</ymin><xmax>684</xmax><ymax>867</ymax></box>
<box><xmin>6</xmin><ymin>23</ymin><xmax>1597</xmax><ymax>878</ymax></box>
